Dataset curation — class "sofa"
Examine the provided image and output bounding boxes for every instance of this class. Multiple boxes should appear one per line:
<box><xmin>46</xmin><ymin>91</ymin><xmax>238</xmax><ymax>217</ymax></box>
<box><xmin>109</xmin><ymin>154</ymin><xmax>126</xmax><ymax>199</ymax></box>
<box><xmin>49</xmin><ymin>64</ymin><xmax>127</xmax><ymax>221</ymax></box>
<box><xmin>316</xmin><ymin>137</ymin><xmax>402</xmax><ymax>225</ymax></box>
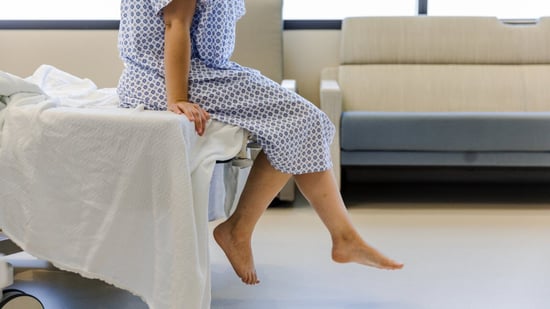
<box><xmin>320</xmin><ymin>16</ymin><xmax>550</xmax><ymax>186</ymax></box>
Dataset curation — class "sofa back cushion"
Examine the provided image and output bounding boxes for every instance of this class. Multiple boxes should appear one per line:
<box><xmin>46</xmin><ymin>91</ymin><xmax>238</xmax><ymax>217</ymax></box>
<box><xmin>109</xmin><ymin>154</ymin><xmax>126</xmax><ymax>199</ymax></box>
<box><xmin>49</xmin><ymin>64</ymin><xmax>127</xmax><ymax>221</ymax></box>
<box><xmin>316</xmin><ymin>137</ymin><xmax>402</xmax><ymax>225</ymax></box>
<box><xmin>339</xmin><ymin>64</ymin><xmax>550</xmax><ymax>112</ymax></box>
<box><xmin>339</xmin><ymin>16</ymin><xmax>550</xmax><ymax>112</ymax></box>
<box><xmin>341</xmin><ymin>16</ymin><xmax>550</xmax><ymax>65</ymax></box>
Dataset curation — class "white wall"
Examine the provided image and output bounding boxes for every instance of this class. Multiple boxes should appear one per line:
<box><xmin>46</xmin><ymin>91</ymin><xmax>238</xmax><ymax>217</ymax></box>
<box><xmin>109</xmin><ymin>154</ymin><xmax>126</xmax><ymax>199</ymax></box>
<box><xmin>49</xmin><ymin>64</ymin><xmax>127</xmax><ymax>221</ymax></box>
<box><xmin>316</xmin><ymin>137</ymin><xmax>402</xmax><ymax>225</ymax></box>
<box><xmin>0</xmin><ymin>29</ymin><xmax>340</xmax><ymax>105</ymax></box>
<box><xmin>283</xmin><ymin>30</ymin><xmax>340</xmax><ymax>105</ymax></box>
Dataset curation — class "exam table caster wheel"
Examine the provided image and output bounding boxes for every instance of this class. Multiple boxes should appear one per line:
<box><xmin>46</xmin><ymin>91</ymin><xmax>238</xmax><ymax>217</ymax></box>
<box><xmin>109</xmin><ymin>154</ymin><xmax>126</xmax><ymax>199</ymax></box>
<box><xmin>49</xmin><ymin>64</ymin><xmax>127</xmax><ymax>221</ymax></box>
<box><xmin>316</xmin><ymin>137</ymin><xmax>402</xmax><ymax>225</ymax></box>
<box><xmin>0</xmin><ymin>289</ymin><xmax>44</xmax><ymax>309</ymax></box>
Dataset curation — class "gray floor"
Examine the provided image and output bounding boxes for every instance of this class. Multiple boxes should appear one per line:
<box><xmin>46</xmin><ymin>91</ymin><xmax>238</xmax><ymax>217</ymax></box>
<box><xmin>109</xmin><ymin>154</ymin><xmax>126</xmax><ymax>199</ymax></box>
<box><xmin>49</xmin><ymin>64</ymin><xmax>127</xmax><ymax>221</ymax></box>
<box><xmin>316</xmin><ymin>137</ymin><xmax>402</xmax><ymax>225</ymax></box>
<box><xmin>6</xmin><ymin>182</ymin><xmax>550</xmax><ymax>309</ymax></box>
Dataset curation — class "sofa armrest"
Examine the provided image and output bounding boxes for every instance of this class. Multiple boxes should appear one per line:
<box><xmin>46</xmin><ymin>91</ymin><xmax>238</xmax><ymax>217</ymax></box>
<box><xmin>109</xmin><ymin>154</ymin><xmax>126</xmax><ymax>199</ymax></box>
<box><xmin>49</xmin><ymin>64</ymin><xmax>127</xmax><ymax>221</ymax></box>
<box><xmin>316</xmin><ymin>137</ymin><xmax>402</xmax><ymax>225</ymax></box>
<box><xmin>320</xmin><ymin>67</ymin><xmax>343</xmax><ymax>189</ymax></box>
<box><xmin>320</xmin><ymin>79</ymin><xmax>342</xmax><ymax>122</ymax></box>
<box><xmin>281</xmin><ymin>79</ymin><xmax>297</xmax><ymax>93</ymax></box>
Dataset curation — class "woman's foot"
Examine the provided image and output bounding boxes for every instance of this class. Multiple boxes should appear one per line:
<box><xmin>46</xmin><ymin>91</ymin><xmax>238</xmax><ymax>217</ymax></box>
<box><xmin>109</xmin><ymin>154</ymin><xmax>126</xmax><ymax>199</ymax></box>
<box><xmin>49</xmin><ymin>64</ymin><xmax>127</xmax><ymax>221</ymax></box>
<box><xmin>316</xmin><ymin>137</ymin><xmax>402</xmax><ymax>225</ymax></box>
<box><xmin>213</xmin><ymin>221</ymin><xmax>260</xmax><ymax>285</ymax></box>
<box><xmin>332</xmin><ymin>234</ymin><xmax>404</xmax><ymax>270</ymax></box>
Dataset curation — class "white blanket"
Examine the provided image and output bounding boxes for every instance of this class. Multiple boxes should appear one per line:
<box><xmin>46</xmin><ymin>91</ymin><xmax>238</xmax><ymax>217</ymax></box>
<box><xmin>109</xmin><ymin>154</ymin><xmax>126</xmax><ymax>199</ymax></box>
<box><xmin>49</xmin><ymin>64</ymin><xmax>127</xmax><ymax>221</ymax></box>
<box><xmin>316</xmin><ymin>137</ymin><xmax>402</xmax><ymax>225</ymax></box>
<box><xmin>0</xmin><ymin>66</ymin><xmax>245</xmax><ymax>309</ymax></box>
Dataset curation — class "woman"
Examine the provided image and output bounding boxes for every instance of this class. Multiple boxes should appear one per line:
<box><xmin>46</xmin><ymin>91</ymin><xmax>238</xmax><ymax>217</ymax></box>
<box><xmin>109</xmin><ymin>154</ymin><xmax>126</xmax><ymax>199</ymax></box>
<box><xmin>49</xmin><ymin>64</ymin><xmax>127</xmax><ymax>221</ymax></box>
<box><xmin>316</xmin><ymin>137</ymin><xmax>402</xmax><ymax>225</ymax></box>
<box><xmin>117</xmin><ymin>0</ymin><xmax>403</xmax><ymax>285</ymax></box>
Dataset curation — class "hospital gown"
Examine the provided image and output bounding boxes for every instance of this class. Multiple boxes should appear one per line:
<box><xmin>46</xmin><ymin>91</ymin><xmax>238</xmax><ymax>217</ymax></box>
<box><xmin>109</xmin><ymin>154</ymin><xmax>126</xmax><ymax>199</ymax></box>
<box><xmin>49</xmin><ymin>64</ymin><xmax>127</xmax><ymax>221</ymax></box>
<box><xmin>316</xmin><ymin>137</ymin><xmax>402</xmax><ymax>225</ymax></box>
<box><xmin>117</xmin><ymin>0</ymin><xmax>335</xmax><ymax>174</ymax></box>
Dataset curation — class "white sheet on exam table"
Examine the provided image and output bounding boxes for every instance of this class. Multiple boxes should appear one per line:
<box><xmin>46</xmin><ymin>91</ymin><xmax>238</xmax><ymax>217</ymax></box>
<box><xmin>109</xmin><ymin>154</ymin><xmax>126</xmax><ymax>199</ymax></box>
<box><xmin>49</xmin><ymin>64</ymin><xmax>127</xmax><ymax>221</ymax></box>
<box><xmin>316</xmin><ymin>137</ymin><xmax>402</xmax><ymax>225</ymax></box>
<box><xmin>0</xmin><ymin>65</ymin><xmax>247</xmax><ymax>309</ymax></box>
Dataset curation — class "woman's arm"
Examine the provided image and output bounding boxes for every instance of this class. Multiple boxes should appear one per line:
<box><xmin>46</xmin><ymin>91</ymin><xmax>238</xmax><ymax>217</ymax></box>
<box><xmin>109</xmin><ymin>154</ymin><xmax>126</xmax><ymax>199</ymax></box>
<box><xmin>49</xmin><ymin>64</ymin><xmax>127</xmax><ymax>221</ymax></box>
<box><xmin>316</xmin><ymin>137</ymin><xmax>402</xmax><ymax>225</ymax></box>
<box><xmin>163</xmin><ymin>0</ymin><xmax>210</xmax><ymax>136</ymax></box>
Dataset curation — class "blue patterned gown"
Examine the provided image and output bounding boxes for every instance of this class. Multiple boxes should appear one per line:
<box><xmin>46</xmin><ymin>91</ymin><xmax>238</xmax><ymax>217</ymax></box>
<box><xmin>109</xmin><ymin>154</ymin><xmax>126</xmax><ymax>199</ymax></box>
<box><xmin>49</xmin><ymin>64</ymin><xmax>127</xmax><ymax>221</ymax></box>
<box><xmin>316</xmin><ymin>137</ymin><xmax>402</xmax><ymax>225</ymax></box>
<box><xmin>117</xmin><ymin>0</ymin><xmax>335</xmax><ymax>174</ymax></box>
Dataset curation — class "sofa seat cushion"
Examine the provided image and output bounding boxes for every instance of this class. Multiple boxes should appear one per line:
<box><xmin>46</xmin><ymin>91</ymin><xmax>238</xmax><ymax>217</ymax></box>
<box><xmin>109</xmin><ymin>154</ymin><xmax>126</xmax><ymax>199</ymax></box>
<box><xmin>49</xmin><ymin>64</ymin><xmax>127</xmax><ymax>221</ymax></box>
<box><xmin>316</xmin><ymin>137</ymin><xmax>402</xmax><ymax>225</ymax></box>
<box><xmin>341</xmin><ymin>111</ymin><xmax>550</xmax><ymax>152</ymax></box>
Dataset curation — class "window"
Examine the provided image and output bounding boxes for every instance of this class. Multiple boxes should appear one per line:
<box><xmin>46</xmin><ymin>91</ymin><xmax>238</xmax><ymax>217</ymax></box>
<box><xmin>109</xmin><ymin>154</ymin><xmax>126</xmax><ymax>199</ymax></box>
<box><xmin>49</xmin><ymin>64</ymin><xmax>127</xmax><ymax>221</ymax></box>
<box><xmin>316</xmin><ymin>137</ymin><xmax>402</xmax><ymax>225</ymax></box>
<box><xmin>283</xmin><ymin>0</ymin><xmax>418</xmax><ymax>20</ymax></box>
<box><xmin>1</xmin><ymin>0</ymin><xmax>546</xmax><ymax>30</ymax></box>
<box><xmin>0</xmin><ymin>0</ymin><xmax>119</xmax><ymax>20</ymax></box>
<box><xmin>429</xmin><ymin>0</ymin><xmax>550</xmax><ymax>19</ymax></box>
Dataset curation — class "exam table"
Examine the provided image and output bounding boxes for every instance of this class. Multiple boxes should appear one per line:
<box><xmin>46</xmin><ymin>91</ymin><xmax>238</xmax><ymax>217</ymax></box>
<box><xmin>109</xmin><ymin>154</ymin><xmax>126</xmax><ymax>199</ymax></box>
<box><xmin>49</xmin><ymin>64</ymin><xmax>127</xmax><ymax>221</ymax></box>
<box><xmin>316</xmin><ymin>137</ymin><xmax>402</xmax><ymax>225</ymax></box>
<box><xmin>0</xmin><ymin>65</ymin><xmax>251</xmax><ymax>309</ymax></box>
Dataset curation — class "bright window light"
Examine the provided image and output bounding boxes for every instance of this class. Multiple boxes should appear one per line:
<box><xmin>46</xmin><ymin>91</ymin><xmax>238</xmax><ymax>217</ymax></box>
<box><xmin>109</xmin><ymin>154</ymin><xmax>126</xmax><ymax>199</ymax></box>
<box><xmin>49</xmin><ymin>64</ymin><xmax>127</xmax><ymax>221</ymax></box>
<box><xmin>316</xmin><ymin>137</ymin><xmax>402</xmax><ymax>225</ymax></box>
<box><xmin>429</xmin><ymin>0</ymin><xmax>550</xmax><ymax>19</ymax></box>
<box><xmin>5</xmin><ymin>0</ymin><xmax>547</xmax><ymax>22</ymax></box>
<box><xmin>0</xmin><ymin>0</ymin><xmax>119</xmax><ymax>20</ymax></box>
<box><xmin>283</xmin><ymin>0</ymin><xmax>418</xmax><ymax>20</ymax></box>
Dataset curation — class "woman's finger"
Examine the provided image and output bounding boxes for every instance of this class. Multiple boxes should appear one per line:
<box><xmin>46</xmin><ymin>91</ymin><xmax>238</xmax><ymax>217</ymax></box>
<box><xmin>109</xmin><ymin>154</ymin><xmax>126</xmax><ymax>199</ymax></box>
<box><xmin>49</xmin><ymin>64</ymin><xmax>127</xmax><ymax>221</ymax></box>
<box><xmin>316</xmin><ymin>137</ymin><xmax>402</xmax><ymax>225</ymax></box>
<box><xmin>192</xmin><ymin>105</ymin><xmax>209</xmax><ymax>135</ymax></box>
<box><xmin>186</xmin><ymin>105</ymin><xmax>205</xmax><ymax>135</ymax></box>
<box><xmin>169</xmin><ymin>102</ymin><xmax>209</xmax><ymax>135</ymax></box>
<box><xmin>182</xmin><ymin>105</ymin><xmax>196</xmax><ymax>121</ymax></box>
<box><xmin>194</xmin><ymin>110</ymin><xmax>204</xmax><ymax>135</ymax></box>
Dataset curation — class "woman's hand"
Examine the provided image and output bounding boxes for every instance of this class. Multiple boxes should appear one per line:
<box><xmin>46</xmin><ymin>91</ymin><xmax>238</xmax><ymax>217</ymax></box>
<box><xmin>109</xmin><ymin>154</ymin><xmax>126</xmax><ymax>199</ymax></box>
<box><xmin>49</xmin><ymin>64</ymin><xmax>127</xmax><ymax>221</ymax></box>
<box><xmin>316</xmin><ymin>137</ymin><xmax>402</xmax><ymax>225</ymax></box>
<box><xmin>168</xmin><ymin>101</ymin><xmax>211</xmax><ymax>136</ymax></box>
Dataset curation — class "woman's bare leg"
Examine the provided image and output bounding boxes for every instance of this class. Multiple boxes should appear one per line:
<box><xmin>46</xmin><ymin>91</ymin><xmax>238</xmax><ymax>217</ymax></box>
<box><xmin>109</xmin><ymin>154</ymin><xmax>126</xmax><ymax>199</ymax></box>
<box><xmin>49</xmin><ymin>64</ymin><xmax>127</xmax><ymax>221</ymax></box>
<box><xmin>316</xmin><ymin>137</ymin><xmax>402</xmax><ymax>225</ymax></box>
<box><xmin>294</xmin><ymin>170</ymin><xmax>403</xmax><ymax>270</ymax></box>
<box><xmin>214</xmin><ymin>151</ymin><xmax>291</xmax><ymax>284</ymax></box>
<box><xmin>215</xmin><ymin>153</ymin><xmax>403</xmax><ymax>285</ymax></box>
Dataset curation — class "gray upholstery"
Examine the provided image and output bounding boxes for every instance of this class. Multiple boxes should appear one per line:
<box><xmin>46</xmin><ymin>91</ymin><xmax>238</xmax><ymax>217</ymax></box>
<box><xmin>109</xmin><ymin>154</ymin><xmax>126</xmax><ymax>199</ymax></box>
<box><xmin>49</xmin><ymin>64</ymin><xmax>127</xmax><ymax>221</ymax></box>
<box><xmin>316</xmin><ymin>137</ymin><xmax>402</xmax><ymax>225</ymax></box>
<box><xmin>341</xmin><ymin>151</ymin><xmax>550</xmax><ymax>167</ymax></box>
<box><xmin>341</xmin><ymin>112</ymin><xmax>550</xmax><ymax>152</ymax></box>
